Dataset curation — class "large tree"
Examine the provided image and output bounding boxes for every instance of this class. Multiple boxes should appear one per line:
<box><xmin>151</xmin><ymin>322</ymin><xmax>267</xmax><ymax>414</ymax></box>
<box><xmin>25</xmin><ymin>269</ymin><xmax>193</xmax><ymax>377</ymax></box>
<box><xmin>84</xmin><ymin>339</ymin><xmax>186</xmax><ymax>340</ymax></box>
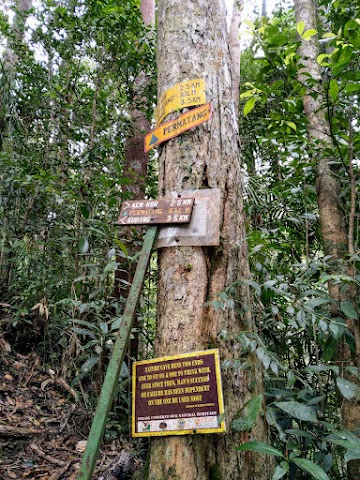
<box><xmin>148</xmin><ymin>1</ymin><xmax>271</xmax><ymax>479</ymax></box>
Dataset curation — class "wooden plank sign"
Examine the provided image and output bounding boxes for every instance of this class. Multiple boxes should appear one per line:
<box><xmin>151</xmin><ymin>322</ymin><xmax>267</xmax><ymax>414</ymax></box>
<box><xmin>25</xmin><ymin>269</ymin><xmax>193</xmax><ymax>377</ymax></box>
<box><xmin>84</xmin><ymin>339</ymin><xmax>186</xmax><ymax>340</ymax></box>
<box><xmin>118</xmin><ymin>197</ymin><xmax>195</xmax><ymax>226</ymax></box>
<box><xmin>155</xmin><ymin>78</ymin><xmax>206</xmax><ymax>126</ymax></box>
<box><xmin>132</xmin><ymin>349</ymin><xmax>225</xmax><ymax>437</ymax></box>
<box><xmin>144</xmin><ymin>103</ymin><xmax>212</xmax><ymax>152</ymax></box>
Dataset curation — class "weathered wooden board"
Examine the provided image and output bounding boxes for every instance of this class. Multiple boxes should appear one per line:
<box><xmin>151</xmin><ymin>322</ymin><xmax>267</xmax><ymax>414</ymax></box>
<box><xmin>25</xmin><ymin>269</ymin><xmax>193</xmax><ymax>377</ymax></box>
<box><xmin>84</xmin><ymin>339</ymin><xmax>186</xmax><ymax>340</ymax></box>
<box><xmin>155</xmin><ymin>188</ymin><xmax>220</xmax><ymax>248</ymax></box>
<box><xmin>118</xmin><ymin>197</ymin><xmax>194</xmax><ymax>225</ymax></box>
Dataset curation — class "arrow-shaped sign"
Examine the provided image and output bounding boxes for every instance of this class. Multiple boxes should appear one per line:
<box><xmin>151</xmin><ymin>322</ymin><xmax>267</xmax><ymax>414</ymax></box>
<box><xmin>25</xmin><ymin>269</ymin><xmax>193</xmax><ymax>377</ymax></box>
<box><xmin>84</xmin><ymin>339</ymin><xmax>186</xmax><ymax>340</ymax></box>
<box><xmin>144</xmin><ymin>103</ymin><xmax>212</xmax><ymax>152</ymax></box>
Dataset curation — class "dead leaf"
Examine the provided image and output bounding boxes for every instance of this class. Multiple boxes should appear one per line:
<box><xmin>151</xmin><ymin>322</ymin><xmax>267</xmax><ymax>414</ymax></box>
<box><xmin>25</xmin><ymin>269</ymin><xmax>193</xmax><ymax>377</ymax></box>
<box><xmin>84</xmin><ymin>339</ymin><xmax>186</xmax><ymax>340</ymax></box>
<box><xmin>75</xmin><ymin>440</ymin><xmax>87</xmax><ymax>453</ymax></box>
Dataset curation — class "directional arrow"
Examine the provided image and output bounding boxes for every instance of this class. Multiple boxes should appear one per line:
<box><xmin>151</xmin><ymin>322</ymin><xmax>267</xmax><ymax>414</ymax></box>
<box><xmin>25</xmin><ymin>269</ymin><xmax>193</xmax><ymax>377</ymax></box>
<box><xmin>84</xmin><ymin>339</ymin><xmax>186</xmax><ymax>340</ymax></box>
<box><xmin>149</xmin><ymin>134</ymin><xmax>159</xmax><ymax>146</ymax></box>
<box><xmin>119</xmin><ymin>217</ymin><xmax>128</xmax><ymax>225</ymax></box>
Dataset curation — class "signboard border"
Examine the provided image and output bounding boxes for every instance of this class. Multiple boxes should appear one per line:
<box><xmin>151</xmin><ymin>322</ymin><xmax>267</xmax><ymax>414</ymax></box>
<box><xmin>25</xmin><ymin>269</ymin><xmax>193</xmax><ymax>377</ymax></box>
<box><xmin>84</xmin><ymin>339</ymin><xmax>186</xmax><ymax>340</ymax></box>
<box><xmin>132</xmin><ymin>349</ymin><xmax>225</xmax><ymax>437</ymax></box>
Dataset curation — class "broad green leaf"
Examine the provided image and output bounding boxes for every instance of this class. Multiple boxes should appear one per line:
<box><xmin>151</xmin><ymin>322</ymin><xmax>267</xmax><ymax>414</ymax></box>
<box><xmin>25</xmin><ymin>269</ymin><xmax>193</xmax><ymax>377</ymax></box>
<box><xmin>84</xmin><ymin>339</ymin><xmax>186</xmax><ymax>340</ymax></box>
<box><xmin>292</xmin><ymin>458</ymin><xmax>330</xmax><ymax>480</ymax></box>
<box><xmin>345</xmin><ymin>449</ymin><xmax>360</xmax><ymax>463</ymax></box>
<box><xmin>327</xmin><ymin>431</ymin><xmax>360</xmax><ymax>452</ymax></box>
<box><xmin>329</xmin><ymin>79</ymin><xmax>339</xmax><ymax>101</ymax></box>
<box><xmin>345</xmin><ymin>83</ymin><xmax>360</xmax><ymax>93</ymax></box>
<box><xmin>78</xmin><ymin>237</ymin><xmax>89</xmax><ymax>254</ymax></box>
<box><xmin>297</xmin><ymin>22</ymin><xmax>305</xmax><ymax>36</ymax></box>
<box><xmin>305</xmin><ymin>297</ymin><xmax>329</xmax><ymax>309</ymax></box>
<box><xmin>244</xmin><ymin>97</ymin><xmax>256</xmax><ymax>116</ymax></box>
<box><xmin>272</xmin><ymin>462</ymin><xmax>289</xmax><ymax>480</ymax></box>
<box><xmin>336</xmin><ymin>377</ymin><xmax>360</xmax><ymax>400</ymax></box>
<box><xmin>317</xmin><ymin>53</ymin><xmax>331</xmax><ymax>65</ymax></box>
<box><xmin>286</xmin><ymin>121</ymin><xmax>297</xmax><ymax>131</ymax></box>
<box><xmin>81</xmin><ymin>355</ymin><xmax>99</xmax><ymax>373</ymax></box>
<box><xmin>340</xmin><ymin>300</ymin><xmax>358</xmax><ymax>320</ymax></box>
<box><xmin>104</xmin><ymin>261</ymin><xmax>118</xmax><ymax>273</ymax></box>
<box><xmin>275</xmin><ymin>401</ymin><xmax>318</xmax><ymax>422</ymax></box>
<box><xmin>302</xmin><ymin>29</ymin><xmax>318</xmax><ymax>41</ymax></box>
<box><xmin>236</xmin><ymin>441</ymin><xmax>284</xmax><ymax>457</ymax></box>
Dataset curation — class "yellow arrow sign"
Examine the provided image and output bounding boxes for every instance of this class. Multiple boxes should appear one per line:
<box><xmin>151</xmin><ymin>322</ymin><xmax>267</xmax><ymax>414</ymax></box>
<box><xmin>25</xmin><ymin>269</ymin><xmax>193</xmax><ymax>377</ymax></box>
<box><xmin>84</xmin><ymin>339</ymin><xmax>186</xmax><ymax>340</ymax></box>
<box><xmin>155</xmin><ymin>78</ymin><xmax>206</xmax><ymax>126</ymax></box>
<box><xmin>145</xmin><ymin>103</ymin><xmax>212</xmax><ymax>152</ymax></box>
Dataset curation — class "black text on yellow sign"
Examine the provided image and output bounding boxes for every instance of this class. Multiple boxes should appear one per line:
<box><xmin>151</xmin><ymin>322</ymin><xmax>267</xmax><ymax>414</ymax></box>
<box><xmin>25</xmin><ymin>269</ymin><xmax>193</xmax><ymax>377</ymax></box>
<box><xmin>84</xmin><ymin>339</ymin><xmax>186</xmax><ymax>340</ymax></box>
<box><xmin>145</xmin><ymin>103</ymin><xmax>212</xmax><ymax>152</ymax></box>
<box><xmin>155</xmin><ymin>78</ymin><xmax>206</xmax><ymax>126</ymax></box>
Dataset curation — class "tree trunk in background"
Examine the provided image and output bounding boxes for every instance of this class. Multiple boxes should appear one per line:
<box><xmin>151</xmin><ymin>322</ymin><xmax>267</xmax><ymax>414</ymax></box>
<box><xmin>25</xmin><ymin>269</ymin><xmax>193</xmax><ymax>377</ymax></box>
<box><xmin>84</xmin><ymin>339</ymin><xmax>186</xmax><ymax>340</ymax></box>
<box><xmin>294</xmin><ymin>0</ymin><xmax>359</xmax><ymax>477</ymax></box>
<box><xmin>229</xmin><ymin>0</ymin><xmax>242</xmax><ymax>117</ymax></box>
<box><xmin>148</xmin><ymin>1</ymin><xmax>271</xmax><ymax>479</ymax></box>
<box><xmin>0</xmin><ymin>0</ymin><xmax>33</xmax><ymax>151</ymax></box>
<box><xmin>114</xmin><ymin>0</ymin><xmax>155</xmax><ymax>360</ymax></box>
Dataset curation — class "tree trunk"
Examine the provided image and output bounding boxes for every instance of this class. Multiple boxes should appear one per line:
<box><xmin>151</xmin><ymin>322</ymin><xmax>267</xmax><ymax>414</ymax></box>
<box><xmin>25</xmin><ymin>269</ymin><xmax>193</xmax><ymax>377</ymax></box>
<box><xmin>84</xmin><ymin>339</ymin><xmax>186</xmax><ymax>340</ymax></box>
<box><xmin>114</xmin><ymin>0</ymin><xmax>155</xmax><ymax>361</ymax></box>
<box><xmin>294</xmin><ymin>0</ymin><xmax>359</xmax><ymax>477</ymax></box>
<box><xmin>148</xmin><ymin>1</ymin><xmax>271</xmax><ymax>479</ymax></box>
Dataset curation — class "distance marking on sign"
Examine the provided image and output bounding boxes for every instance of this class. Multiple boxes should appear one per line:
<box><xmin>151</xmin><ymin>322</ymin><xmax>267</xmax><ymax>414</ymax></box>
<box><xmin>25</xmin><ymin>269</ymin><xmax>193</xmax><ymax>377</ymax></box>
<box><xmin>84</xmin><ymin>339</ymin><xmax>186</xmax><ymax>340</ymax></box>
<box><xmin>145</xmin><ymin>103</ymin><xmax>212</xmax><ymax>152</ymax></box>
<box><xmin>156</xmin><ymin>78</ymin><xmax>206</xmax><ymax>126</ymax></box>
<box><xmin>118</xmin><ymin>197</ymin><xmax>195</xmax><ymax>226</ymax></box>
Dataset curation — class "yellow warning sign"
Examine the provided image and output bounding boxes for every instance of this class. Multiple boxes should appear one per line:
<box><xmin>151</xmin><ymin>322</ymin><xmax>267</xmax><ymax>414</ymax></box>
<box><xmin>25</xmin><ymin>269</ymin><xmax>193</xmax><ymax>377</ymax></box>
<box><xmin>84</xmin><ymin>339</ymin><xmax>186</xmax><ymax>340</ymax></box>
<box><xmin>145</xmin><ymin>103</ymin><xmax>212</xmax><ymax>152</ymax></box>
<box><xmin>155</xmin><ymin>78</ymin><xmax>206</xmax><ymax>126</ymax></box>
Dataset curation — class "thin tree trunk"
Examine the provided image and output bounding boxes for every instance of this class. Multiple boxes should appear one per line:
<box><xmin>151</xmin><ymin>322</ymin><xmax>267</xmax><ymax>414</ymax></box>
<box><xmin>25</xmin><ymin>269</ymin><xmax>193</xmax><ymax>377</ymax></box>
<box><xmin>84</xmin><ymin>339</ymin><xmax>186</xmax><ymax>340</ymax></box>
<box><xmin>229</xmin><ymin>0</ymin><xmax>242</xmax><ymax>117</ymax></box>
<box><xmin>148</xmin><ymin>1</ymin><xmax>271</xmax><ymax>479</ymax></box>
<box><xmin>294</xmin><ymin>0</ymin><xmax>359</xmax><ymax>477</ymax></box>
<box><xmin>114</xmin><ymin>0</ymin><xmax>155</xmax><ymax>357</ymax></box>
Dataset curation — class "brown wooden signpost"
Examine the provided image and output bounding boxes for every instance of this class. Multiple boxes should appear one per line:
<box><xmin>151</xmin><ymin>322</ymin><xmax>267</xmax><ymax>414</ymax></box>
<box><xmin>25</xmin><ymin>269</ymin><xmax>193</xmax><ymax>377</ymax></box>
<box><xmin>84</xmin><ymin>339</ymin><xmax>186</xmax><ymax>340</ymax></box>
<box><xmin>132</xmin><ymin>350</ymin><xmax>225</xmax><ymax>437</ymax></box>
<box><xmin>118</xmin><ymin>197</ymin><xmax>195</xmax><ymax>225</ymax></box>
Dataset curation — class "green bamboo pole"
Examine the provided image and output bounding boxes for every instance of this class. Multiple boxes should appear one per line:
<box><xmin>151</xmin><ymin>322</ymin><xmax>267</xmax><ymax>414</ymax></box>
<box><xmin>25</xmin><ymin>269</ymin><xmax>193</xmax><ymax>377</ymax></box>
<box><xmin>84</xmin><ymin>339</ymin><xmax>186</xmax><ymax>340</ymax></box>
<box><xmin>77</xmin><ymin>226</ymin><xmax>158</xmax><ymax>480</ymax></box>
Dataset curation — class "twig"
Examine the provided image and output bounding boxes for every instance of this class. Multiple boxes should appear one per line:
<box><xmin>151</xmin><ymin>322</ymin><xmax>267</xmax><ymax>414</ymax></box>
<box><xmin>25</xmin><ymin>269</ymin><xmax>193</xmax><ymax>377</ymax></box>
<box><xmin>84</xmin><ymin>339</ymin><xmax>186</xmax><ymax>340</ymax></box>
<box><xmin>30</xmin><ymin>443</ymin><xmax>67</xmax><ymax>466</ymax></box>
<box><xmin>48</xmin><ymin>461</ymin><xmax>72</xmax><ymax>480</ymax></box>
<box><xmin>0</xmin><ymin>424</ymin><xmax>43</xmax><ymax>436</ymax></box>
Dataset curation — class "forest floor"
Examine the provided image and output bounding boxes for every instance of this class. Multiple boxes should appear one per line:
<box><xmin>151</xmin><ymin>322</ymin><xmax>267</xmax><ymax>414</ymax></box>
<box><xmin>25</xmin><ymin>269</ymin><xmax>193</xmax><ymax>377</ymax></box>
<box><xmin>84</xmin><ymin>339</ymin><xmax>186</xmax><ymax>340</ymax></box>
<box><xmin>0</xmin><ymin>340</ymin><xmax>144</xmax><ymax>480</ymax></box>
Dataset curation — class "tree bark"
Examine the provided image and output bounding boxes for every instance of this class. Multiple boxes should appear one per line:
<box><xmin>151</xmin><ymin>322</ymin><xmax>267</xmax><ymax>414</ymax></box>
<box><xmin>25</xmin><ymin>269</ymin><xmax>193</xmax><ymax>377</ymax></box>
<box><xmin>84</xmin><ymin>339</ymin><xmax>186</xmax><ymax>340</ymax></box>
<box><xmin>148</xmin><ymin>1</ymin><xmax>270</xmax><ymax>479</ymax></box>
<box><xmin>294</xmin><ymin>0</ymin><xmax>359</xmax><ymax>477</ymax></box>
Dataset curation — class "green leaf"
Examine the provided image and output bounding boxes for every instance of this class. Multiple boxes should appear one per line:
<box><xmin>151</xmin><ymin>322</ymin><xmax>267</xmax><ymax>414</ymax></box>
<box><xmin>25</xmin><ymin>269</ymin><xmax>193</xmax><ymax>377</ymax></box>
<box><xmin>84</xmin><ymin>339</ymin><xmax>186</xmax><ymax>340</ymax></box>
<box><xmin>286</xmin><ymin>121</ymin><xmax>297</xmax><ymax>131</ymax></box>
<box><xmin>285</xmin><ymin>429</ymin><xmax>314</xmax><ymax>439</ymax></box>
<box><xmin>114</xmin><ymin>238</ymin><xmax>128</xmax><ymax>257</ymax></box>
<box><xmin>275</xmin><ymin>401</ymin><xmax>318</xmax><ymax>422</ymax></box>
<box><xmin>236</xmin><ymin>441</ymin><xmax>284</xmax><ymax>457</ymax></box>
<box><xmin>80</xmin><ymin>204</ymin><xmax>90</xmax><ymax>219</ymax></box>
<box><xmin>104</xmin><ymin>261</ymin><xmax>118</xmax><ymax>273</ymax></box>
<box><xmin>336</xmin><ymin>377</ymin><xmax>360</xmax><ymax>400</ymax></box>
<box><xmin>317</xmin><ymin>53</ymin><xmax>331</xmax><ymax>65</ymax></box>
<box><xmin>241</xmin><ymin>278</ymin><xmax>261</xmax><ymax>296</ymax></box>
<box><xmin>340</xmin><ymin>301</ymin><xmax>358</xmax><ymax>320</ymax></box>
<box><xmin>231</xmin><ymin>395</ymin><xmax>263</xmax><ymax>432</ymax></box>
<box><xmin>329</xmin><ymin>79</ymin><xmax>339</xmax><ymax>101</ymax></box>
<box><xmin>78</xmin><ymin>237</ymin><xmax>89</xmax><ymax>254</ymax></box>
<box><xmin>297</xmin><ymin>22</ymin><xmax>305</xmax><ymax>36</ymax></box>
<box><xmin>304</xmin><ymin>297</ymin><xmax>329</xmax><ymax>309</ymax></box>
<box><xmin>244</xmin><ymin>97</ymin><xmax>256</xmax><ymax>116</ymax></box>
<box><xmin>345</xmin><ymin>449</ymin><xmax>360</xmax><ymax>463</ymax></box>
<box><xmin>272</xmin><ymin>462</ymin><xmax>289</xmax><ymax>480</ymax></box>
<box><xmin>327</xmin><ymin>430</ymin><xmax>360</xmax><ymax>453</ymax></box>
<box><xmin>302</xmin><ymin>29</ymin><xmax>318</xmax><ymax>41</ymax></box>
<box><xmin>292</xmin><ymin>458</ymin><xmax>330</xmax><ymax>480</ymax></box>
<box><xmin>81</xmin><ymin>355</ymin><xmax>99</xmax><ymax>373</ymax></box>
